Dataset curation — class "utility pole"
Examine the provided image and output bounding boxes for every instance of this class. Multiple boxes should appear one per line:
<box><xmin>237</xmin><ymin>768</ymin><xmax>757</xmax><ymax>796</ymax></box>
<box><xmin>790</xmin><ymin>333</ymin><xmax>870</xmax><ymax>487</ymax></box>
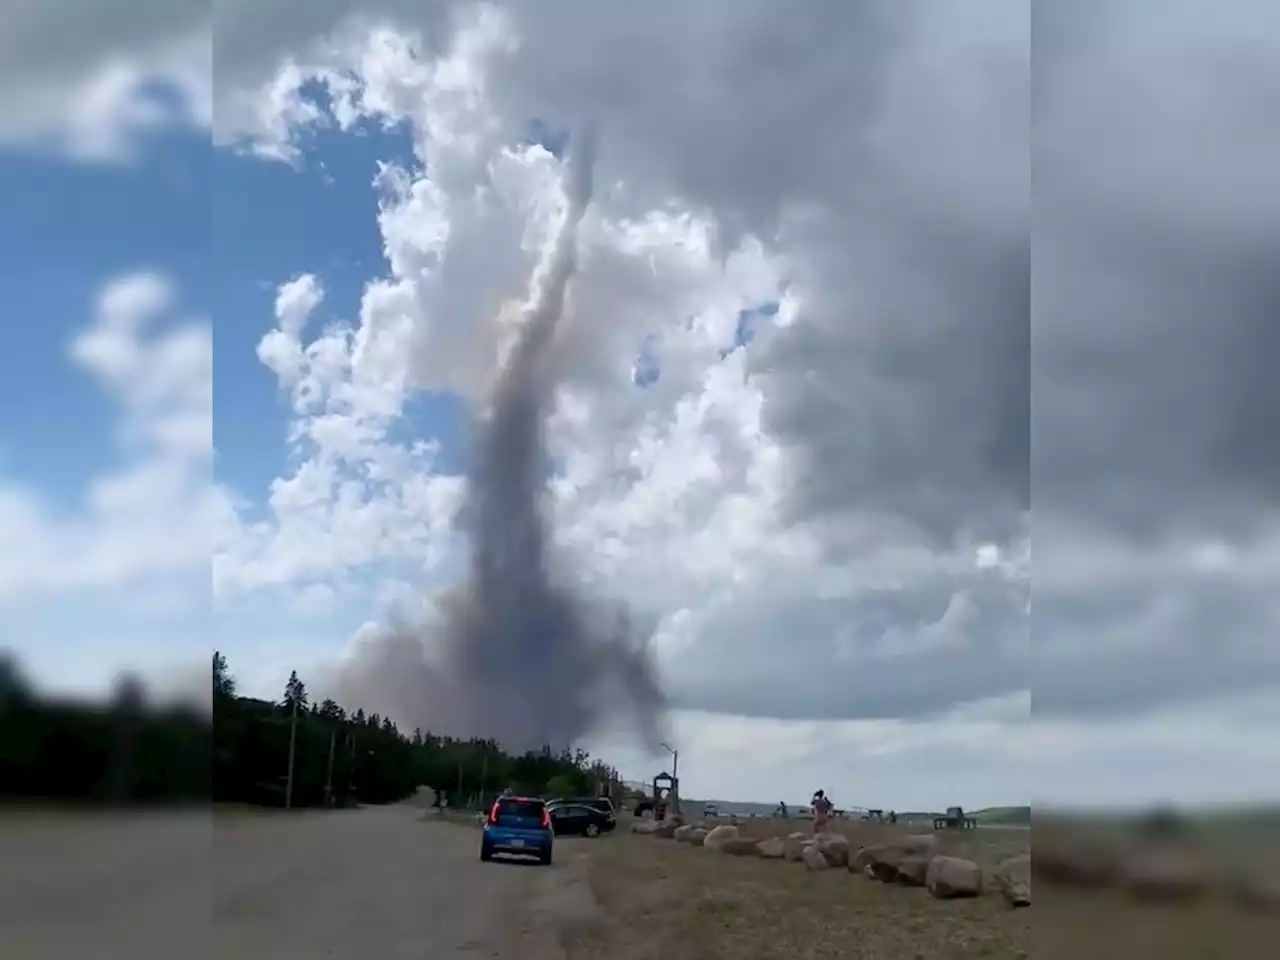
<box><xmin>285</xmin><ymin>694</ymin><xmax>299</xmax><ymax>810</ymax></box>
<box><xmin>671</xmin><ymin>749</ymin><xmax>679</xmax><ymax>814</ymax></box>
<box><xmin>324</xmin><ymin>729</ymin><xmax>336</xmax><ymax>807</ymax></box>
<box><xmin>660</xmin><ymin>741</ymin><xmax>680</xmax><ymax>816</ymax></box>
<box><xmin>347</xmin><ymin>731</ymin><xmax>357</xmax><ymax>804</ymax></box>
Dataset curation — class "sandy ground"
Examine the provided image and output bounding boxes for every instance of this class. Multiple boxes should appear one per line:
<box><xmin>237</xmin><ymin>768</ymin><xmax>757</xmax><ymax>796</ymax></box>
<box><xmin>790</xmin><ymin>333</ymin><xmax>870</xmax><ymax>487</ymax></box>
<box><xmin>0</xmin><ymin>802</ymin><xmax>599</xmax><ymax>959</ymax></box>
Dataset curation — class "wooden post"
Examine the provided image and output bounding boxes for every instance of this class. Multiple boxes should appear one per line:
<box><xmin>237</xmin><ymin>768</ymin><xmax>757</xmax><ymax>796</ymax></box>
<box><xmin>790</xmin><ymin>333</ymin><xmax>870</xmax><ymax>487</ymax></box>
<box><xmin>324</xmin><ymin>729</ymin><xmax>336</xmax><ymax>807</ymax></box>
<box><xmin>347</xmin><ymin>732</ymin><xmax>357</xmax><ymax>803</ymax></box>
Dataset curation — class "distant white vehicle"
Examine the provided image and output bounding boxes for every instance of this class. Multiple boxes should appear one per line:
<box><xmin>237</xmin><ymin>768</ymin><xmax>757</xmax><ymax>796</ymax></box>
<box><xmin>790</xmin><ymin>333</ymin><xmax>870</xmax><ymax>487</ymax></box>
<box><xmin>703</xmin><ymin>802</ymin><xmax>719</xmax><ymax>817</ymax></box>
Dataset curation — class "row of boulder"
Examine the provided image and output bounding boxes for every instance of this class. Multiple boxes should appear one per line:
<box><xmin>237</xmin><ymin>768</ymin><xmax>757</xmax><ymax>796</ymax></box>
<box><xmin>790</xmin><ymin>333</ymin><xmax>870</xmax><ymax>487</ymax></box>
<box><xmin>631</xmin><ymin>819</ymin><xmax>1030</xmax><ymax>907</ymax></box>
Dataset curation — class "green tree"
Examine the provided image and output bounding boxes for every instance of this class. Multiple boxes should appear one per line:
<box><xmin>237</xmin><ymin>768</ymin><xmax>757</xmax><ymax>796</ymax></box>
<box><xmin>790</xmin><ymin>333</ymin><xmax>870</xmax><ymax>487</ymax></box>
<box><xmin>545</xmin><ymin>774</ymin><xmax>576</xmax><ymax>798</ymax></box>
<box><xmin>0</xmin><ymin>650</ymin><xmax>626</xmax><ymax>811</ymax></box>
<box><xmin>213</xmin><ymin>651</ymin><xmax>235</xmax><ymax>699</ymax></box>
<box><xmin>282</xmin><ymin>671</ymin><xmax>308</xmax><ymax>713</ymax></box>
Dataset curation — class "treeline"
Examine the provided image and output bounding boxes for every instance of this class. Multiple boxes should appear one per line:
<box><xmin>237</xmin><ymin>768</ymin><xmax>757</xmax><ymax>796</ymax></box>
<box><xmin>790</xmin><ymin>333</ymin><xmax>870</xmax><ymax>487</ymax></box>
<box><xmin>0</xmin><ymin>655</ymin><xmax>209</xmax><ymax>804</ymax></box>
<box><xmin>213</xmin><ymin>652</ymin><xmax>621</xmax><ymax>808</ymax></box>
<box><xmin>0</xmin><ymin>651</ymin><xmax>621</xmax><ymax>809</ymax></box>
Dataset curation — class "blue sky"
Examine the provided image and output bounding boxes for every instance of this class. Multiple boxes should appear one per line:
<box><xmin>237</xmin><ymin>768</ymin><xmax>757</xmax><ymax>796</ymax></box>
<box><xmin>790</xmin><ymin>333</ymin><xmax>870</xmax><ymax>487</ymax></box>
<box><xmin>0</xmin><ymin>92</ymin><xmax>456</xmax><ymax>696</ymax></box>
<box><xmin>0</xmin><ymin>131</ymin><xmax>208</xmax><ymax>496</ymax></box>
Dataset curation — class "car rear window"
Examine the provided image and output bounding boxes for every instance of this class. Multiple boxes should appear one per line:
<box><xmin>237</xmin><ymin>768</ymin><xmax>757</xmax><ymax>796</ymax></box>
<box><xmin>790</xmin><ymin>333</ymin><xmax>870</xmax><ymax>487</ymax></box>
<box><xmin>496</xmin><ymin>798</ymin><xmax>544</xmax><ymax>818</ymax></box>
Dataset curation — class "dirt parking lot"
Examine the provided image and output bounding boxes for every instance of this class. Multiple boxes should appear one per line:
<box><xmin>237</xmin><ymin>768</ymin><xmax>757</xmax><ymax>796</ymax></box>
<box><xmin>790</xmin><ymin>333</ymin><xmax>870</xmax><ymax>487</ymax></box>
<box><xmin>0</xmin><ymin>802</ymin><xmax>603</xmax><ymax>960</ymax></box>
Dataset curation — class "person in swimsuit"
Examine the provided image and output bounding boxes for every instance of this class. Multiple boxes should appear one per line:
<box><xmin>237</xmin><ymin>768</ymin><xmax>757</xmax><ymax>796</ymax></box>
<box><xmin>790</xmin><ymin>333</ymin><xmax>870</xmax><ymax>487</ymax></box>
<box><xmin>811</xmin><ymin>789</ymin><xmax>833</xmax><ymax>834</ymax></box>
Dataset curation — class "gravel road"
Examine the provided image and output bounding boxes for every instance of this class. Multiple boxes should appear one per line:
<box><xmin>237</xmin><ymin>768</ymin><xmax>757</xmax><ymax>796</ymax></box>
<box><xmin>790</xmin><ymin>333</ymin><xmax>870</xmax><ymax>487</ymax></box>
<box><xmin>0</xmin><ymin>802</ymin><xmax>599</xmax><ymax>959</ymax></box>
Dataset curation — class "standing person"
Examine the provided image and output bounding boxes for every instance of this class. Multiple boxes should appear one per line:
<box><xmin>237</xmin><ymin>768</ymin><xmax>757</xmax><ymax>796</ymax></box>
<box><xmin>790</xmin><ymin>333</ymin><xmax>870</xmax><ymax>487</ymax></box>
<box><xmin>811</xmin><ymin>789</ymin><xmax>833</xmax><ymax>835</ymax></box>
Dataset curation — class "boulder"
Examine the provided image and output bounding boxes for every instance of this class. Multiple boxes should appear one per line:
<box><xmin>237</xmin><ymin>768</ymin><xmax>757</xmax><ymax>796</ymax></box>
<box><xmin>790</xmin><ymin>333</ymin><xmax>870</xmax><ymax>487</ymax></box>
<box><xmin>850</xmin><ymin>842</ymin><xmax>931</xmax><ymax>885</ymax></box>
<box><xmin>926</xmin><ymin>856</ymin><xmax>983</xmax><ymax>900</ymax></box>
<box><xmin>893</xmin><ymin>855</ymin><xmax>930</xmax><ymax>887</ymax></box>
<box><xmin>703</xmin><ymin>824</ymin><xmax>740</xmax><ymax>852</ymax></box>
<box><xmin>994</xmin><ymin>854</ymin><xmax>1031</xmax><ymax>907</ymax></box>
<box><xmin>803</xmin><ymin>846</ymin><xmax>831</xmax><ymax>871</ymax></box>
<box><xmin>783</xmin><ymin>832</ymin><xmax>810</xmax><ymax>862</ymax></box>
<box><xmin>856</xmin><ymin>849</ymin><xmax>902</xmax><ymax>884</ymax></box>
<box><xmin>654</xmin><ymin>819</ymin><xmax>682</xmax><ymax>839</ymax></box>
<box><xmin>895</xmin><ymin>834</ymin><xmax>941</xmax><ymax>857</ymax></box>
<box><xmin>757</xmin><ymin>837</ymin><xmax>786</xmax><ymax>859</ymax></box>
<box><xmin>675</xmin><ymin>826</ymin><xmax>708</xmax><ymax>845</ymax></box>
<box><xmin>632</xmin><ymin>820</ymin><xmax>661</xmax><ymax>835</ymax></box>
<box><xmin>814</xmin><ymin>832</ymin><xmax>851</xmax><ymax>868</ymax></box>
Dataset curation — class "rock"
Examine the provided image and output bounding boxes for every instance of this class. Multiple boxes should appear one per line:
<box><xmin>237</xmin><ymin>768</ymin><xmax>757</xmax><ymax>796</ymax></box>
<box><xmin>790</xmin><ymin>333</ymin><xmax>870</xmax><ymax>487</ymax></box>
<box><xmin>720</xmin><ymin>837</ymin><xmax>762</xmax><ymax>857</ymax></box>
<box><xmin>757</xmin><ymin>837</ymin><xmax>786</xmax><ymax>859</ymax></box>
<box><xmin>673</xmin><ymin>824</ymin><xmax>697</xmax><ymax>843</ymax></box>
<box><xmin>814</xmin><ymin>832</ymin><xmax>850</xmax><ymax>867</ymax></box>
<box><xmin>632</xmin><ymin>820</ymin><xmax>661</xmax><ymax>835</ymax></box>
<box><xmin>687</xmin><ymin>828</ymin><xmax>709</xmax><ymax>846</ymax></box>
<box><xmin>654</xmin><ymin>819</ymin><xmax>682</xmax><ymax>839</ymax></box>
<box><xmin>851</xmin><ymin>845</ymin><xmax>883</xmax><ymax>872</ymax></box>
<box><xmin>783</xmin><ymin>832</ymin><xmax>810</xmax><ymax>862</ymax></box>
<box><xmin>994</xmin><ymin>854</ymin><xmax>1031</xmax><ymax>907</ymax></box>
<box><xmin>896</xmin><ymin>834</ymin><xmax>941</xmax><ymax>857</ymax></box>
<box><xmin>850</xmin><ymin>841</ymin><xmax>933</xmax><ymax>885</ymax></box>
<box><xmin>893</xmin><ymin>855</ymin><xmax>930</xmax><ymax>887</ymax></box>
<box><xmin>926</xmin><ymin>856</ymin><xmax>983</xmax><ymax>900</ymax></box>
<box><xmin>703</xmin><ymin>824</ymin><xmax>740</xmax><ymax>852</ymax></box>
<box><xmin>803</xmin><ymin>846</ymin><xmax>831</xmax><ymax>871</ymax></box>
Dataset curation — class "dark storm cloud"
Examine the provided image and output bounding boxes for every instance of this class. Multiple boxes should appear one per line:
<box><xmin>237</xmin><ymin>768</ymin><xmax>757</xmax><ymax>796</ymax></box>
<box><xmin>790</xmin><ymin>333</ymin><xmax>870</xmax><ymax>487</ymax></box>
<box><xmin>1032</xmin><ymin>1</ymin><xmax>1280</xmax><ymax>715</ymax></box>
<box><xmin>664</xmin><ymin>576</ymin><xmax>1028</xmax><ymax>722</ymax></box>
<box><xmin>0</xmin><ymin>0</ymin><xmax>204</xmax><ymax>74</ymax></box>
<box><xmin>760</xmin><ymin>227</ymin><xmax>1030</xmax><ymax>551</ymax></box>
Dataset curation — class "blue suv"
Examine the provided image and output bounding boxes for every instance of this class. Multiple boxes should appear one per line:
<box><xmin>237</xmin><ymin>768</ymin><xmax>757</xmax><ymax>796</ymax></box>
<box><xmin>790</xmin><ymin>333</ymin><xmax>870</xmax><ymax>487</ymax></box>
<box><xmin>480</xmin><ymin>796</ymin><xmax>554</xmax><ymax>865</ymax></box>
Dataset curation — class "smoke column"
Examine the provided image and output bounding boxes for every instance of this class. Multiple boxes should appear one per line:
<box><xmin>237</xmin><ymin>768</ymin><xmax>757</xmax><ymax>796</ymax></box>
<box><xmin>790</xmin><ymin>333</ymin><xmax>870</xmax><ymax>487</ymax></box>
<box><xmin>329</xmin><ymin>124</ymin><xmax>667</xmax><ymax>753</ymax></box>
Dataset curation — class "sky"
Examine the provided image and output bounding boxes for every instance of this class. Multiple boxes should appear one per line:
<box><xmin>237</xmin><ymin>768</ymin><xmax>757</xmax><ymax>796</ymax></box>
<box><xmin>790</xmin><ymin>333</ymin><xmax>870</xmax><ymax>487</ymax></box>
<box><xmin>1</xmin><ymin>0</ymin><xmax>1278</xmax><ymax>813</ymax></box>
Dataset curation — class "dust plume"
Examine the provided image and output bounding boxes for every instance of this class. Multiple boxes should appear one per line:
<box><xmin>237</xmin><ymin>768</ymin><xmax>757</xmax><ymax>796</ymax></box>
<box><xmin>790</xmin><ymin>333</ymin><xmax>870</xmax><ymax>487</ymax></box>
<box><xmin>329</xmin><ymin>124</ymin><xmax>668</xmax><ymax>753</ymax></box>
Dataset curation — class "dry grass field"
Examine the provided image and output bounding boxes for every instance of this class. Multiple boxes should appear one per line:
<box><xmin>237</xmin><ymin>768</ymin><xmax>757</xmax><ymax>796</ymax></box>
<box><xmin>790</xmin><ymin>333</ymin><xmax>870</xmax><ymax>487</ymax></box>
<box><xmin>560</xmin><ymin>818</ymin><xmax>1032</xmax><ymax>960</ymax></box>
<box><xmin>552</xmin><ymin>813</ymin><xmax>1278</xmax><ymax>960</ymax></box>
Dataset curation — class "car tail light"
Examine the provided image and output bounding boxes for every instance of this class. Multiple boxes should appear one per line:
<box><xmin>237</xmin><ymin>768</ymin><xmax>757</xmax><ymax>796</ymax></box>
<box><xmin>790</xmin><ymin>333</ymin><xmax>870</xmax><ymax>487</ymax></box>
<box><xmin>541</xmin><ymin>808</ymin><xmax>551</xmax><ymax>829</ymax></box>
<box><xmin>487</xmin><ymin>802</ymin><xmax>500</xmax><ymax>825</ymax></box>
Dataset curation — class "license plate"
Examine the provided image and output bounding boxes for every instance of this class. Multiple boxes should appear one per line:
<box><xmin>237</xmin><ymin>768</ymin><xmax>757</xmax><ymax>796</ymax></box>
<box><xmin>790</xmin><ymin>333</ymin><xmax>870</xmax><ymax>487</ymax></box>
<box><xmin>509</xmin><ymin>839</ymin><xmax>525</xmax><ymax>847</ymax></box>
